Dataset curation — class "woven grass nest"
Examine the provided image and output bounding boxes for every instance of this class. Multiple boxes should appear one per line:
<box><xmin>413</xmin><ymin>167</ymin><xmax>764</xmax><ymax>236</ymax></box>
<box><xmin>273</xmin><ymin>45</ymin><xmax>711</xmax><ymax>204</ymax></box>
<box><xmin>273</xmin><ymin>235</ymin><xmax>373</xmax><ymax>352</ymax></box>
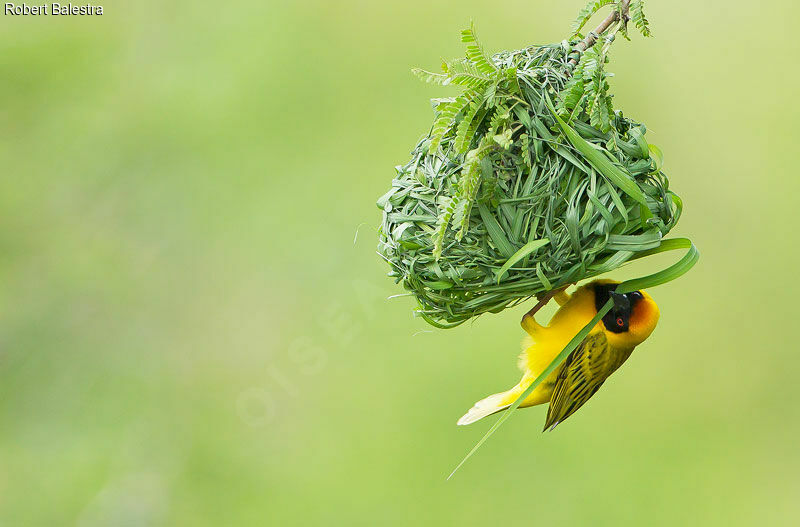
<box><xmin>377</xmin><ymin>7</ymin><xmax>684</xmax><ymax>328</ymax></box>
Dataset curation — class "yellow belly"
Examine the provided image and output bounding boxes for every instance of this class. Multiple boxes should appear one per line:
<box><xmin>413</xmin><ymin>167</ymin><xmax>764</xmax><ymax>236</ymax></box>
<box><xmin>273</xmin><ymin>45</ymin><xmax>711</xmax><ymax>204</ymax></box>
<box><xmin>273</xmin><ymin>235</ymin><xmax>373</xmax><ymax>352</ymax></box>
<box><xmin>512</xmin><ymin>361</ymin><xmax>563</xmax><ymax>408</ymax></box>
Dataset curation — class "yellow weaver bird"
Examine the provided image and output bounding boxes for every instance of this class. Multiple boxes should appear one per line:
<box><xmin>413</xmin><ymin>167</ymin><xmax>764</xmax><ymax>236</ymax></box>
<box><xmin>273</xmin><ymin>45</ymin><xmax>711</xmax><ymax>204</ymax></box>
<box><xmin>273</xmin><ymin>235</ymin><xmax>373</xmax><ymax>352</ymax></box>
<box><xmin>457</xmin><ymin>280</ymin><xmax>660</xmax><ymax>430</ymax></box>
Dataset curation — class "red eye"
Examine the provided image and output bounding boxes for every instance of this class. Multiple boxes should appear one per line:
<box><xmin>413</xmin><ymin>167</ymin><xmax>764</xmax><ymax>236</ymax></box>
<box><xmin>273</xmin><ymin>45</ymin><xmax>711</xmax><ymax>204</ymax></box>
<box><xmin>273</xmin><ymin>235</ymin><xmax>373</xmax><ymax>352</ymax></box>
<box><xmin>616</xmin><ymin>317</ymin><xmax>624</xmax><ymax>327</ymax></box>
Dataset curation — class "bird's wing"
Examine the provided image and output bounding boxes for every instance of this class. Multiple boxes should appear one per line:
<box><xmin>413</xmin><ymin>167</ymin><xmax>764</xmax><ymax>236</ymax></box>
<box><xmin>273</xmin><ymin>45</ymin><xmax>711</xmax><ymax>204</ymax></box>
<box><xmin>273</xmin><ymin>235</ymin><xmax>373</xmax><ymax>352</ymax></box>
<box><xmin>543</xmin><ymin>331</ymin><xmax>633</xmax><ymax>431</ymax></box>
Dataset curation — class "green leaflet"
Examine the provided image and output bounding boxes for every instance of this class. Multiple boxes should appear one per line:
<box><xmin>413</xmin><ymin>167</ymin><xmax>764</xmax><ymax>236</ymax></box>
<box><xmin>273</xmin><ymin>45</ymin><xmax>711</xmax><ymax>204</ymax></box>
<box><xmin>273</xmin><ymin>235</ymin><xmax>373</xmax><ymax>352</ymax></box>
<box><xmin>443</xmin><ymin>59</ymin><xmax>496</xmax><ymax>90</ymax></box>
<box><xmin>432</xmin><ymin>196</ymin><xmax>458</xmax><ymax>260</ymax></box>
<box><xmin>461</xmin><ymin>22</ymin><xmax>498</xmax><ymax>77</ymax></box>
<box><xmin>557</xmin><ymin>61</ymin><xmax>585</xmax><ymax>115</ymax></box>
<box><xmin>411</xmin><ymin>68</ymin><xmax>451</xmax><ymax>85</ymax></box>
<box><xmin>571</xmin><ymin>0</ymin><xmax>616</xmax><ymax>36</ymax></box>
<box><xmin>454</xmin><ymin>148</ymin><xmax>488</xmax><ymax>239</ymax></box>
<box><xmin>454</xmin><ymin>101</ymin><xmax>488</xmax><ymax>154</ymax></box>
<box><xmin>630</xmin><ymin>0</ymin><xmax>653</xmax><ymax>37</ymax></box>
<box><xmin>429</xmin><ymin>91</ymin><xmax>478</xmax><ymax>154</ymax></box>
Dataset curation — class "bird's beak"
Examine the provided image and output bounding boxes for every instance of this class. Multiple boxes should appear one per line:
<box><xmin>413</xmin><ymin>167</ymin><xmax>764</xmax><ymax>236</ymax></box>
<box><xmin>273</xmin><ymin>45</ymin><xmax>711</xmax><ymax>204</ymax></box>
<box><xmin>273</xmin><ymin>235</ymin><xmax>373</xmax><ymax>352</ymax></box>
<box><xmin>611</xmin><ymin>292</ymin><xmax>626</xmax><ymax>310</ymax></box>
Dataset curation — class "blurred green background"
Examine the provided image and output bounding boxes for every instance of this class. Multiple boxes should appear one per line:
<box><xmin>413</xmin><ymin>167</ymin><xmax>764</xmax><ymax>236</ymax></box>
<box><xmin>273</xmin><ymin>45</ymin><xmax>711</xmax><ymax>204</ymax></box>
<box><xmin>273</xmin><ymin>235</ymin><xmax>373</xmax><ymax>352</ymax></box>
<box><xmin>1</xmin><ymin>1</ymin><xmax>798</xmax><ymax>525</ymax></box>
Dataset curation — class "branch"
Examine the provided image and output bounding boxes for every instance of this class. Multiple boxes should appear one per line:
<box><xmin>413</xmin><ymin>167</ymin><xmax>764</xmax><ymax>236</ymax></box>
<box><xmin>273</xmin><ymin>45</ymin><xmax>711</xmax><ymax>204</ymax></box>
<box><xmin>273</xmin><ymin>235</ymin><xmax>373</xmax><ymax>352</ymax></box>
<box><xmin>567</xmin><ymin>0</ymin><xmax>631</xmax><ymax>70</ymax></box>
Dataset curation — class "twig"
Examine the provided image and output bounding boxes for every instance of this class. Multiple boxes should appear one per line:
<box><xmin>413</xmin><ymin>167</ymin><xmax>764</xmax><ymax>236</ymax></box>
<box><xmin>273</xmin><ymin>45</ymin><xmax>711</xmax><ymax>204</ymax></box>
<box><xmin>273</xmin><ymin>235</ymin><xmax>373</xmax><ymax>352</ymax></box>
<box><xmin>521</xmin><ymin>285</ymin><xmax>570</xmax><ymax>322</ymax></box>
<box><xmin>567</xmin><ymin>0</ymin><xmax>631</xmax><ymax>69</ymax></box>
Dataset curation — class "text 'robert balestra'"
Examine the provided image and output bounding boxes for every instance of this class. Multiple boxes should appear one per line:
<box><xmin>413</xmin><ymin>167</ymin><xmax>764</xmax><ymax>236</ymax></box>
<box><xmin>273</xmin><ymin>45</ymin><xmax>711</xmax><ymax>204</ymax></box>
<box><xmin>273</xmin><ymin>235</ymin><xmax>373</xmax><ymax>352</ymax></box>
<box><xmin>5</xmin><ymin>3</ymin><xmax>104</xmax><ymax>15</ymax></box>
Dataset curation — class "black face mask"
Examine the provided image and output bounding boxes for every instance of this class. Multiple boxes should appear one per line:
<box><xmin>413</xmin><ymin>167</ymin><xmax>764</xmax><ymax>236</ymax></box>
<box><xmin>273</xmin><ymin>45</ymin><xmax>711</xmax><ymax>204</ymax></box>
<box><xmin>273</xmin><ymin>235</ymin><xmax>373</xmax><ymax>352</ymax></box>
<box><xmin>593</xmin><ymin>283</ymin><xmax>643</xmax><ymax>334</ymax></box>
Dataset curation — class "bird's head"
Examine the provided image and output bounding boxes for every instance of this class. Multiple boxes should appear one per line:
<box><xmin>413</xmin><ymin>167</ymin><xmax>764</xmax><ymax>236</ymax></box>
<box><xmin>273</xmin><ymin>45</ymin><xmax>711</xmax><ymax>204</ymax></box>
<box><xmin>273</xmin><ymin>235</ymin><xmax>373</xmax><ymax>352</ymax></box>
<box><xmin>591</xmin><ymin>280</ymin><xmax>660</xmax><ymax>347</ymax></box>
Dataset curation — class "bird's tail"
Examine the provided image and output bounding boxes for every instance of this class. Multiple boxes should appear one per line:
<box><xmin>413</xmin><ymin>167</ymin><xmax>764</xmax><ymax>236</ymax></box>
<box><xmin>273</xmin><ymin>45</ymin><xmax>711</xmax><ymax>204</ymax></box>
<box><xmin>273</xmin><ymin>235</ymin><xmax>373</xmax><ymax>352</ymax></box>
<box><xmin>457</xmin><ymin>388</ymin><xmax>518</xmax><ymax>426</ymax></box>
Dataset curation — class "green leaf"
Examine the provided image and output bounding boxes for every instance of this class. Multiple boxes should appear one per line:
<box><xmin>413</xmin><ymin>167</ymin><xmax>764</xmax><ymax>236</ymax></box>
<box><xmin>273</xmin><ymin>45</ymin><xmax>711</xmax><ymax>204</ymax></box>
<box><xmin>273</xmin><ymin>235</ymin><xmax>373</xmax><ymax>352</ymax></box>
<box><xmin>443</xmin><ymin>59</ymin><xmax>495</xmax><ymax>90</ymax></box>
<box><xmin>422</xmin><ymin>280</ymin><xmax>455</xmax><ymax>290</ymax></box>
<box><xmin>520</xmin><ymin>133</ymin><xmax>532</xmax><ymax>168</ymax></box>
<box><xmin>606</xmin><ymin>230</ymin><xmax>662</xmax><ymax>251</ymax></box>
<box><xmin>418</xmin><ymin>311</ymin><xmax>464</xmax><ymax>329</ymax></box>
<box><xmin>454</xmin><ymin>151</ymin><xmax>486</xmax><ymax>238</ymax></box>
<box><xmin>432</xmin><ymin>196</ymin><xmax>458</xmax><ymax>260</ymax></box>
<box><xmin>590</xmin><ymin>91</ymin><xmax>612</xmax><ymax>132</ymax></box>
<box><xmin>492</xmin><ymin>128</ymin><xmax>513</xmax><ymax>149</ymax></box>
<box><xmin>412</xmin><ymin>68</ymin><xmax>451</xmax><ymax>85</ymax></box>
<box><xmin>630</xmin><ymin>0</ymin><xmax>653</xmax><ymax>37</ymax></box>
<box><xmin>478</xmin><ymin>203</ymin><xmax>515</xmax><ymax>258</ymax></box>
<box><xmin>453</xmin><ymin>100</ymin><xmax>487</xmax><ymax>154</ymax></box>
<box><xmin>557</xmin><ymin>66</ymin><xmax>585</xmax><ymax>115</ymax></box>
<box><xmin>631</xmin><ymin>127</ymin><xmax>650</xmax><ymax>158</ymax></box>
<box><xmin>487</xmin><ymin>104</ymin><xmax>510</xmax><ymax>136</ymax></box>
<box><xmin>617</xmin><ymin>237</ymin><xmax>700</xmax><ymax>292</ymax></box>
<box><xmin>604</xmin><ymin>179</ymin><xmax>629</xmax><ymax>223</ymax></box>
<box><xmin>461</xmin><ymin>22</ymin><xmax>498</xmax><ymax>77</ymax></box>
<box><xmin>496</xmin><ymin>239</ymin><xmax>551</xmax><ymax>283</ymax></box>
<box><xmin>649</xmin><ymin>143</ymin><xmax>664</xmax><ymax>171</ymax></box>
<box><xmin>512</xmin><ymin>105</ymin><xmax>532</xmax><ymax>130</ymax></box>
<box><xmin>429</xmin><ymin>91</ymin><xmax>478</xmax><ymax>154</ymax></box>
<box><xmin>571</xmin><ymin>0</ymin><xmax>615</xmax><ymax>37</ymax></box>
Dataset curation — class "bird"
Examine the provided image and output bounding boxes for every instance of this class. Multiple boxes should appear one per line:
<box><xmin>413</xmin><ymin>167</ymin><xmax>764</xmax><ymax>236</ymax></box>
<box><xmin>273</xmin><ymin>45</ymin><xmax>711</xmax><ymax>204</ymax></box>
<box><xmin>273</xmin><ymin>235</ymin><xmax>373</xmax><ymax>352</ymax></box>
<box><xmin>457</xmin><ymin>279</ymin><xmax>660</xmax><ymax>430</ymax></box>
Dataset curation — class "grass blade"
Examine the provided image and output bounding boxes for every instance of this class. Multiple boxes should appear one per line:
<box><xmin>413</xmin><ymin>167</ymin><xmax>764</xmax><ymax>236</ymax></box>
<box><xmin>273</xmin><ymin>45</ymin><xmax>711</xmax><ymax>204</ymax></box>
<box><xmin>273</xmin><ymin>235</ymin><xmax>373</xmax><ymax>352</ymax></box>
<box><xmin>648</xmin><ymin>143</ymin><xmax>664</xmax><ymax>171</ymax></box>
<box><xmin>616</xmin><ymin>237</ymin><xmax>699</xmax><ymax>292</ymax></box>
<box><xmin>496</xmin><ymin>239</ymin><xmax>550</xmax><ymax>283</ymax></box>
<box><xmin>478</xmin><ymin>204</ymin><xmax>516</xmax><ymax>258</ymax></box>
<box><xmin>606</xmin><ymin>230</ymin><xmax>662</xmax><ymax>251</ymax></box>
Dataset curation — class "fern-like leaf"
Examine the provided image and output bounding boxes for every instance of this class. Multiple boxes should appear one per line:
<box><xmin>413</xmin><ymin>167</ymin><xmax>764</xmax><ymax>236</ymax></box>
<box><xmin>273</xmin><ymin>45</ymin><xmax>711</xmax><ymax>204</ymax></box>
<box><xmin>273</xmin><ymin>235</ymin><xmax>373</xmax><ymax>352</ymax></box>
<box><xmin>433</xmin><ymin>196</ymin><xmax>458</xmax><ymax>260</ymax></box>
<box><xmin>493</xmin><ymin>128</ymin><xmax>513</xmax><ymax>150</ymax></box>
<box><xmin>412</xmin><ymin>68</ymin><xmax>451</xmax><ymax>85</ymax></box>
<box><xmin>413</xmin><ymin>58</ymin><xmax>496</xmax><ymax>90</ymax></box>
<box><xmin>451</xmin><ymin>199</ymin><xmax>470</xmax><ymax>239</ymax></box>
<box><xmin>429</xmin><ymin>91</ymin><xmax>478</xmax><ymax>154</ymax></box>
<box><xmin>443</xmin><ymin>58</ymin><xmax>495</xmax><ymax>90</ymax></box>
<box><xmin>583</xmin><ymin>52</ymin><xmax>614</xmax><ymax>133</ymax></box>
<box><xmin>630</xmin><ymin>0</ymin><xmax>652</xmax><ymax>37</ymax></box>
<box><xmin>571</xmin><ymin>47</ymin><xmax>599</xmax><ymax>116</ymax></box>
<box><xmin>487</xmin><ymin>104</ymin><xmax>510</xmax><ymax>136</ymax></box>
<box><xmin>520</xmin><ymin>133</ymin><xmax>532</xmax><ymax>168</ymax></box>
<box><xmin>557</xmin><ymin>63</ymin><xmax>585</xmax><ymax>115</ymax></box>
<box><xmin>590</xmin><ymin>91</ymin><xmax>612</xmax><ymax>132</ymax></box>
<box><xmin>604</xmin><ymin>96</ymin><xmax>614</xmax><ymax>130</ymax></box>
<box><xmin>454</xmin><ymin>147</ymin><xmax>487</xmax><ymax>239</ymax></box>
<box><xmin>461</xmin><ymin>23</ymin><xmax>498</xmax><ymax>77</ymax></box>
<box><xmin>450</xmin><ymin>75</ymin><xmax>493</xmax><ymax>90</ymax></box>
<box><xmin>454</xmin><ymin>102</ymin><xmax>489</xmax><ymax>154</ymax></box>
<box><xmin>571</xmin><ymin>0</ymin><xmax>615</xmax><ymax>37</ymax></box>
<box><xmin>503</xmin><ymin>66</ymin><xmax>521</xmax><ymax>95</ymax></box>
<box><xmin>580</xmin><ymin>46</ymin><xmax>601</xmax><ymax>81</ymax></box>
<box><xmin>430</xmin><ymin>97</ymin><xmax>454</xmax><ymax>112</ymax></box>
